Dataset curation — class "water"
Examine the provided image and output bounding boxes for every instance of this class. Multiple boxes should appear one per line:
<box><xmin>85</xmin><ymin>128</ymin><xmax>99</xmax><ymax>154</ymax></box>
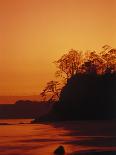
<box><xmin>0</xmin><ymin>119</ymin><xmax>116</xmax><ymax>155</ymax></box>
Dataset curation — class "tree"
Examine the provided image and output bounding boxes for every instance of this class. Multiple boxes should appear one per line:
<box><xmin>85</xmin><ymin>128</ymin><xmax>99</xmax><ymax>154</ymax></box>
<box><xmin>40</xmin><ymin>45</ymin><xmax>116</xmax><ymax>101</ymax></box>
<box><xmin>101</xmin><ymin>48</ymin><xmax>116</xmax><ymax>74</ymax></box>
<box><xmin>81</xmin><ymin>60</ymin><xmax>98</xmax><ymax>74</ymax></box>
<box><xmin>40</xmin><ymin>81</ymin><xmax>61</xmax><ymax>101</ymax></box>
<box><xmin>81</xmin><ymin>51</ymin><xmax>105</xmax><ymax>74</ymax></box>
<box><xmin>54</xmin><ymin>49</ymin><xmax>82</xmax><ymax>80</ymax></box>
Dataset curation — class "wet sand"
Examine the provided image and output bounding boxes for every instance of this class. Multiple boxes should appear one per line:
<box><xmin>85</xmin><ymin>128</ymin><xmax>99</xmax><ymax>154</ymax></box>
<box><xmin>0</xmin><ymin>119</ymin><xmax>116</xmax><ymax>155</ymax></box>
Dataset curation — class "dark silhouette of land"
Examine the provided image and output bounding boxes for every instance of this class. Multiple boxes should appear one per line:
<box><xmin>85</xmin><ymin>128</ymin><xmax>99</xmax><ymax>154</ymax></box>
<box><xmin>0</xmin><ymin>95</ymin><xmax>41</xmax><ymax>104</ymax></box>
<box><xmin>33</xmin><ymin>46</ymin><xmax>116</xmax><ymax>122</ymax></box>
<box><xmin>33</xmin><ymin>72</ymin><xmax>116</xmax><ymax>122</ymax></box>
<box><xmin>1</xmin><ymin>46</ymin><xmax>115</xmax><ymax>121</ymax></box>
<box><xmin>0</xmin><ymin>100</ymin><xmax>52</xmax><ymax>119</ymax></box>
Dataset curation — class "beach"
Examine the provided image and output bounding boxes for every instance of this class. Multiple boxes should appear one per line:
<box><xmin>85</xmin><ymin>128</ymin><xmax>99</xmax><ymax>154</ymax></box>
<box><xmin>0</xmin><ymin>119</ymin><xmax>116</xmax><ymax>155</ymax></box>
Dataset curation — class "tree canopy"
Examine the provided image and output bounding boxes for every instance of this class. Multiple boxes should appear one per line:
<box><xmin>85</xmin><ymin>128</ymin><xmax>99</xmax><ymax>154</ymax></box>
<box><xmin>40</xmin><ymin>45</ymin><xmax>116</xmax><ymax>101</ymax></box>
<box><xmin>54</xmin><ymin>46</ymin><xmax>116</xmax><ymax>78</ymax></box>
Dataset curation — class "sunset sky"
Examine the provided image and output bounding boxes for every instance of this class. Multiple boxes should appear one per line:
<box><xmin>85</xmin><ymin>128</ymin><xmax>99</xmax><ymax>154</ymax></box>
<box><xmin>0</xmin><ymin>0</ymin><xmax>116</xmax><ymax>103</ymax></box>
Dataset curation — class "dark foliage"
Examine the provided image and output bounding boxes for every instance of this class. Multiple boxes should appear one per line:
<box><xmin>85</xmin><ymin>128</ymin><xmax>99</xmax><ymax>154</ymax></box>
<box><xmin>33</xmin><ymin>46</ymin><xmax>116</xmax><ymax>122</ymax></box>
<box><xmin>33</xmin><ymin>72</ymin><xmax>116</xmax><ymax>122</ymax></box>
<box><xmin>56</xmin><ymin>73</ymin><xmax>116</xmax><ymax>120</ymax></box>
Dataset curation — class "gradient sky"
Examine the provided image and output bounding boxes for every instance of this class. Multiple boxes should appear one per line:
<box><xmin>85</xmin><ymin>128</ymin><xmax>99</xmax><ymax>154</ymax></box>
<box><xmin>0</xmin><ymin>0</ymin><xmax>116</xmax><ymax>99</ymax></box>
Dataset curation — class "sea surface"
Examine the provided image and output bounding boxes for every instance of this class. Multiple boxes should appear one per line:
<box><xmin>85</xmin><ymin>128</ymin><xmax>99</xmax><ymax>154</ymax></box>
<box><xmin>0</xmin><ymin>119</ymin><xmax>116</xmax><ymax>155</ymax></box>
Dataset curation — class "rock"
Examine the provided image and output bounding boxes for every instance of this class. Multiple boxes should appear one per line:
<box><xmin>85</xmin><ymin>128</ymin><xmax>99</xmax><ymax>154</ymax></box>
<box><xmin>54</xmin><ymin>145</ymin><xmax>65</xmax><ymax>155</ymax></box>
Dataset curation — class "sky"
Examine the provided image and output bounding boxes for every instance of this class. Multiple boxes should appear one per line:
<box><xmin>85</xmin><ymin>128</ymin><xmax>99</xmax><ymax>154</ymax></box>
<box><xmin>0</xmin><ymin>0</ymin><xmax>116</xmax><ymax>102</ymax></box>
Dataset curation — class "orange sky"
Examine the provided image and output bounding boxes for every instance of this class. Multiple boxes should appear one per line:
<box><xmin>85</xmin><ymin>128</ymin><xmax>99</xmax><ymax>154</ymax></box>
<box><xmin>0</xmin><ymin>0</ymin><xmax>116</xmax><ymax>101</ymax></box>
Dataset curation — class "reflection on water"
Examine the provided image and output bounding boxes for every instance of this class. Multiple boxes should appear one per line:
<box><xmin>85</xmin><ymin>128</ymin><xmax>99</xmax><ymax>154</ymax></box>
<box><xmin>0</xmin><ymin>119</ymin><xmax>116</xmax><ymax>155</ymax></box>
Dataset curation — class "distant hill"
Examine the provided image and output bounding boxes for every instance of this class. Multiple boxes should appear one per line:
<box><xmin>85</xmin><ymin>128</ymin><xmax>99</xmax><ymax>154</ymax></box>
<box><xmin>0</xmin><ymin>95</ymin><xmax>41</xmax><ymax>104</ymax></box>
<box><xmin>0</xmin><ymin>100</ymin><xmax>53</xmax><ymax>119</ymax></box>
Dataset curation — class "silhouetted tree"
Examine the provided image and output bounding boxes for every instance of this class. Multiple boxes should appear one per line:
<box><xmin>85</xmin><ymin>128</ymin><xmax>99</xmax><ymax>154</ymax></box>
<box><xmin>40</xmin><ymin>45</ymin><xmax>116</xmax><ymax>102</ymax></box>
<box><xmin>81</xmin><ymin>51</ymin><xmax>105</xmax><ymax>74</ymax></box>
<box><xmin>54</xmin><ymin>49</ymin><xmax>82</xmax><ymax>80</ymax></box>
<box><xmin>34</xmin><ymin>45</ymin><xmax>116</xmax><ymax>122</ymax></box>
<box><xmin>81</xmin><ymin>60</ymin><xmax>97</xmax><ymax>74</ymax></box>
<box><xmin>101</xmin><ymin>48</ymin><xmax>116</xmax><ymax>74</ymax></box>
<box><xmin>40</xmin><ymin>81</ymin><xmax>61</xmax><ymax>101</ymax></box>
